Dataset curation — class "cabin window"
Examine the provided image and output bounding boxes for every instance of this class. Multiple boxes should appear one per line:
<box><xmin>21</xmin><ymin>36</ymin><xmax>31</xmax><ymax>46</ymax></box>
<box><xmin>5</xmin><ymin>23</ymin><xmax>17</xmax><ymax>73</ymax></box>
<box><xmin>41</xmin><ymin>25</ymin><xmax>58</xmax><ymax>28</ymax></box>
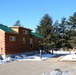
<box><xmin>30</xmin><ymin>38</ymin><xmax>33</xmax><ymax>48</ymax></box>
<box><xmin>9</xmin><ymin>36</ymin><xmax>16</xmax><ymax>41</ymax></box>
<box><xmin>22</xmin><ymin>37</ymin><xmax>26</xmax><ymax>44</ymax></box>
<box><xmin>23</xmin><ymin>30</ymin><xmax>28</xmax><ymax>34</ymax></box>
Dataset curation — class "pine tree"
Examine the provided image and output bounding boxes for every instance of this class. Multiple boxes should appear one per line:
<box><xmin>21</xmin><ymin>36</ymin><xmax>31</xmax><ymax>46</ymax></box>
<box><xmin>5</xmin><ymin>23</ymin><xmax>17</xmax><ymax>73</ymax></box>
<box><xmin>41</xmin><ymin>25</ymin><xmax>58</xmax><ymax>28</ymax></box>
<box><xmin>67</xmin><ymin>12</ymin><xmax>76</xmax><ymax>47</ymax></box>
<box><xmin>13</xmin><ymin>20</ymin><xmax>21</xmax><ymax>26</ymax></box>
<box><xmin>36</xmin><ymin>14</ymin><xmax>53</xmax><ymax>45</ymax></box>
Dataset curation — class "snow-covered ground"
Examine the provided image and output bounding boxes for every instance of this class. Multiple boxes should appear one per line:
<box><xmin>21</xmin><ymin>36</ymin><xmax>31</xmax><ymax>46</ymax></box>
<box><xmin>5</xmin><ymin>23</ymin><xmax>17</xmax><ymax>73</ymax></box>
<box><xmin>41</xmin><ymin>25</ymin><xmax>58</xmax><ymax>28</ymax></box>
<box><xmin>54</xmin><ymin>51</ymin><xmax>76</xmax><ymax>61</ymax></box>
<box><xmin>41</xmin><ymin>69</ymin><xmax>72</xmax><ymax>75</ymax></box>
<box><xmin>54</xmin><ymin>50</ymin><xmax>75</xmax><ymax>55</ymax></box>
<box><xmin>60</xmin><ymin>54</ymin><xmax>76</xmax><ymax>61</ymax></box>
<box><xmin>0</xmin><ymin>53</ymin><xmax>56</xmax><ymax>64</ymax></box>
<box><xmin>0</xmin><ymin>50</ymin><xmax>76</xmax><ymax>64</ymax></box>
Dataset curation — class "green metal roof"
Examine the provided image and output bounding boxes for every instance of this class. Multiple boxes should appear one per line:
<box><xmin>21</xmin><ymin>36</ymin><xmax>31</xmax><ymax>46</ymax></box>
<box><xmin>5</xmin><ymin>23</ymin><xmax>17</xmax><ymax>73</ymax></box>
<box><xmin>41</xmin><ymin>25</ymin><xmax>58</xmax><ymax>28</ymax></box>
<box><xmin>0</xmin><ymin>24</ymin><xmax>17</xmax><ymax>33</ymax></box>
<box><xmin>31</xmin><ymin>32</ymin><xmax>44</xmax><ymax>39</ymax></box>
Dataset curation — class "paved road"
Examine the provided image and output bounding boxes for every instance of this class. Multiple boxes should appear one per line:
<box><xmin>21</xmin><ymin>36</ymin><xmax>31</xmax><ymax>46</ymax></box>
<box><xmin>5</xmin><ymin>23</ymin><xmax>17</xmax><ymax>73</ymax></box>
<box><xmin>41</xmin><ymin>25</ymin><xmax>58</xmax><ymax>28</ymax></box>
<box><xmin>0</xmin><ymin>58</ymin><xmax>76</xmax><ymax>75</ymax></box>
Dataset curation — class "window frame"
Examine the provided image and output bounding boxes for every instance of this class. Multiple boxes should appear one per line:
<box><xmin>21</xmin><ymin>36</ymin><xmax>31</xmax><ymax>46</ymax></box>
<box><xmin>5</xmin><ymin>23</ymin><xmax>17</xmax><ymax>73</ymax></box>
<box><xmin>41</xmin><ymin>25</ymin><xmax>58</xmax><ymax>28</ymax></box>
<box><xmin>23</xmin><ymin>30</ymin><xmax>28</xmax><ymax>34</ymax></box>
<box><xmin>9</xmin><ymin>36</ymin><xmax>16</xmax><ymax>41</ymax></box>
<box><xmin>30</xmin><ymin>38</ymin><xmax>33</xmax><ymax>48</ymax></box>
<box><xmin>22</xmin><ymin>37</ymin><xmax>26</xmax><ymax>44</ymax></box>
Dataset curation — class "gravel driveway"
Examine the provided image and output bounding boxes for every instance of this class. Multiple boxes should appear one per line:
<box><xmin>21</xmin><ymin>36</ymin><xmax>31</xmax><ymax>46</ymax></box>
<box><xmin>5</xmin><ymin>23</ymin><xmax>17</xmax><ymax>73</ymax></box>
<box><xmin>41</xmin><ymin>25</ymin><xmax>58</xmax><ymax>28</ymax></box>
<box><xmin>0</xmin><ymin>57</ymin><xmax>76</xmax><ymax>75</ymax></box>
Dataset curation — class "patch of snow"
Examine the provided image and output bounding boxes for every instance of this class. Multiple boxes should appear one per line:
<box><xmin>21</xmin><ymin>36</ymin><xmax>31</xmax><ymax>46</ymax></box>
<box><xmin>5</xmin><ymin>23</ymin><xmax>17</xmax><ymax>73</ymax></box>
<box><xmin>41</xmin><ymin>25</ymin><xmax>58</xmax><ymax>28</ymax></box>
<box><xmin>41</xmin><ymin>69</ymin><xmax>72</xmax><ymax>75</ymax></box>
<box><xmin>2</xmin><ymin>57</ymin><xmax>13</xmax><ymax>63</ymax></box>
<box><xmin>13</xmin><ymin>55</ymin><xmax>25</xmax><ymax>61</ymax></box>
<box><xmin>54</xmin><ymin>51</ymin><xmax>68</xmax><ymax>54</ymax></box>
<box><xmin>60</xmin><ymin>54</ymin><xmax>76</xmax><ymax>61</ymax></box>
<box><xmin>0</xmin><ymin>53</ymin><xmax>57</xmax><ymax>64</ymax></box>
<box><xmin>24</xmin><ymin>54</ymin><xmax>56</xmax><ymax>61</ymax></box>
<box><xmin>14</xmin><ymin>55</ymin><xmax>22</xmax><ymax>59</ymax></box>
<box><xmin>1</xmin><ymin>51</ymin><xmax>76</xmax><ymax>64</ymax></box>
<box><xmin>20</xmin><ymin>55</ymin><xmax>27</xmax><ymax>59</ymax></box>
<box><xmin>54</xmin><ymin>51</ymin><xmax>75</xmax><ymax>55</ymax></box>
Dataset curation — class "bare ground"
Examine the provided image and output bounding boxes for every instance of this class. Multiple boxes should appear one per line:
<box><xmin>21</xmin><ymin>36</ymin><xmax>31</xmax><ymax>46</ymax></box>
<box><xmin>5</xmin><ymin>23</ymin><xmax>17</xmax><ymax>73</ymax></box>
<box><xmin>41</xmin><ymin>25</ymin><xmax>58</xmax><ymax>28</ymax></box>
<box><xmin>0</xmin><ymin>57</ymin><xmax>76</xmax><ymax>75</ymax></box>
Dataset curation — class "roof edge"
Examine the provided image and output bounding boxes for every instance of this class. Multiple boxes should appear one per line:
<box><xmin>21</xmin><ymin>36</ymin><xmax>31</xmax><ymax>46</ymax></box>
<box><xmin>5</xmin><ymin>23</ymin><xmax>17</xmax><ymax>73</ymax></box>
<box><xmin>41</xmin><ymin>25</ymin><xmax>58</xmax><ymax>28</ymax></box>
<box><xmin>9</xmin><ymin>26</ymin><xmax>32</xmax><ymax>31</ymax></box>
<box><xmin>31</xmin><ymin>32</ymin><xmax>44</xmax><ymax>39</ymax></box>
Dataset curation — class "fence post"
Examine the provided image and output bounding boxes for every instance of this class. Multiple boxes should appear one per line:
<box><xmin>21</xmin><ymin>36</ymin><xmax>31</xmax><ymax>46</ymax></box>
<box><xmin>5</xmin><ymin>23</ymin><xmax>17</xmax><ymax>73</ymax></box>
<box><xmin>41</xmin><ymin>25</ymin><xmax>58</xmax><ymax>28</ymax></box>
<box><xmin>40</xmin><ymin>50</ymin><xmax>42</xmax><ymax>59</ymax></box>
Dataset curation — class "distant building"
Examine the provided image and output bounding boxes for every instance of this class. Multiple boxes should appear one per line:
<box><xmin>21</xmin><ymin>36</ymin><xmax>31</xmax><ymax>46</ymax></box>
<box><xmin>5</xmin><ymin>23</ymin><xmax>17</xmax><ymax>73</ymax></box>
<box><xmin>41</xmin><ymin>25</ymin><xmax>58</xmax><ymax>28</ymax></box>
<box><xmin>0</xmin><ymin>24</ymin><xmax>43</xmax><ymax>59</ymax></box>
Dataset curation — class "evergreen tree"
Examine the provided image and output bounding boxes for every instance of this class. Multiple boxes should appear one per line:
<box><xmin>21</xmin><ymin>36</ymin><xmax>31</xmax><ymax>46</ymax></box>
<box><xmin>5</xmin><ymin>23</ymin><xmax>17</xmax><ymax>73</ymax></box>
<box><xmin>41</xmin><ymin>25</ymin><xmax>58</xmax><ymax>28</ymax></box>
<box><xmin>58</xmin><ymin>17</ymin><xmax>72</xmax><ymax>50</ymax></box>
<box><xmin>13</xmin><ymin>20</ymin><xmax>21</xmax><ymax>26</ymax></box>
<box><xmin>36</xmin><ymin>14</ymin><xmax>53</xmax><ymax>45</ymax></box>
<box><xmin>36</xmin><ymin>12</ymin><xmax>76</xmax><ymax>51</ymax></box>
<box><xmin>52</xmin><ymin>20</ymin><xmax>60</xmax><ymax>48</ymax></box>
<box><xmin>67</xmin><ymin>12</ymin><xmax>76</xmax><ymax>47</ymax></box>
<box><xmin>59</xmin><ymin>17</ymin><xmax>67</xmax><ymax>48</ymax></box>
<box><xmin>68</xmin><ymin>12</ymin><xmax>76</xmax><ymax>30</ymax></box>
